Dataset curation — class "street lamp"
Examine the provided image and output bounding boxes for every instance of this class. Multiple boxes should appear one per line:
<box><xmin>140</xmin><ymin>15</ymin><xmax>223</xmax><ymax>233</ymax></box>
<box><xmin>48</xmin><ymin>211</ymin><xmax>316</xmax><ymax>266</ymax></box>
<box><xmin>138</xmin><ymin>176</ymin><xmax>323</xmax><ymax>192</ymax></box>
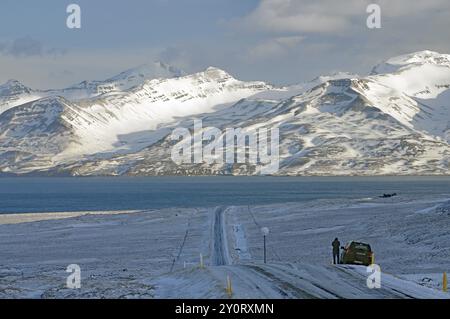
<box><xmin>261</xmin><ymin>227</ymin><xmax>270</xmax><ymax>264</ymax></box>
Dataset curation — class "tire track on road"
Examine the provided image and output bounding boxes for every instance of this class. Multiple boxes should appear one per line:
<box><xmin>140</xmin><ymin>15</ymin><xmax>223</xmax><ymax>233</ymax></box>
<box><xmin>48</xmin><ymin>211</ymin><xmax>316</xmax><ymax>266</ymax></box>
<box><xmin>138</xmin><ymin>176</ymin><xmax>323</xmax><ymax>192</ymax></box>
<box><xmin>211</xmin><ymin>206</ymin><xmax>230</xmax><ymax>266</ymax></box>
<box><xmin>242</xmin><ymin>264</ymin><xmax>319</xmax><ymax>298</ymax></box>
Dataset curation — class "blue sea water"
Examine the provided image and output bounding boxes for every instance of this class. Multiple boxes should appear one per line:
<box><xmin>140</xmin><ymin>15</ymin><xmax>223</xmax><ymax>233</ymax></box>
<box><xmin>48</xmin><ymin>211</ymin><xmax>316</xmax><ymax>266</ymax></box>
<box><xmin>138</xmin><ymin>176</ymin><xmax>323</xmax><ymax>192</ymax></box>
<box><xmin>0</xmin><ymin>176</ymin><xmax>449</xmax><ymax>214</ymax></box>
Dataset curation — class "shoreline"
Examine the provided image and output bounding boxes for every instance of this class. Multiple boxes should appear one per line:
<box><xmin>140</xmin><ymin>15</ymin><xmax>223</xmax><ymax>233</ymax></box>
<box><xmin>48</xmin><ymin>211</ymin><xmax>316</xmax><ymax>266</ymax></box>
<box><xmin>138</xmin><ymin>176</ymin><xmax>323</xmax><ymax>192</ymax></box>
<box><xmin>0</xmin><ymin>210</ymin><xmax>142</xmax><ymax>225</ymax></box>
<box><xmin>1</xmin><ymin>194</ymin><xmax>448</xmax><ymax>225</ymax></box>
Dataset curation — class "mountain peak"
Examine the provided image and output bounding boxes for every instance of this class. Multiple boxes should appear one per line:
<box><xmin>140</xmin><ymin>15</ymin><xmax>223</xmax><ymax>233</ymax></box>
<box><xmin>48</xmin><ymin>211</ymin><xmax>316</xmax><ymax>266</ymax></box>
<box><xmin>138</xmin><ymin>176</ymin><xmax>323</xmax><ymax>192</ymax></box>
<box><xmin>1</xmin><ymin>79</ymin><xmax>25</xmax><ymax>88</ymax></box>
<box><xmin>311</xmin><ymin>72</ymin><xmax>358</xmax><ymax>84</ymax></box>
<box><xmin>0</xmin><ymin>79</ymin><xmax>32</xmax><ymax>95</ymax></box>
<box><xmin>205</xmin><ymin>66</ymin><xmax>225</xmax><ymax>72</ymax></box>
<box><xmin>202</xmin><ymin>67</ymin><xmax>233</xmax><ymax>80</ymax></box>
<box><xmin>106</xmin><ymin>61</ymin><xmax>185</xmax><ymax>83</ymax></box>
<box><xmin>371</xmin><ymin>50</ymin><xmax>450</xmax><ymax>75</ymax></box>
<box><xmin>66</xmin><ymin>62</ymin><xmax>186</xmax><ymax>95</ymax></box>
<box><xmin>385</xmin><ymin>50</ymin><xmax>450</xmax><ymax>66</ymax></box>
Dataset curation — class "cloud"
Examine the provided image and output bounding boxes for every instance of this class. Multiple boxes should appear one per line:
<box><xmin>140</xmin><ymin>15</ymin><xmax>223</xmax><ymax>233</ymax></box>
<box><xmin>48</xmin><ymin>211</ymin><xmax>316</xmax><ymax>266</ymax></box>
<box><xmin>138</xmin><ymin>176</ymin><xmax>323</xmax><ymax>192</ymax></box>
<box><xmin>0</xmin><ymin>36</ymin><xmax>67</xmax><ymax>58</ymax></box>
<box><xmin>235</xmin><ymin>0</ymin><xmax>450</xmax><ymax>35</ymax></box>
<box><xmin>9</xmin><ymin>36</ymin><xmax>43</xmax><ymax>57</ymax></box>
<box><xmin>49</xmin><ymin>69</ymin><xmax>75</xmax><ymax>79</ymax></box>
<box><xmin>248</xmin><ymin>36</ymin><xmax>305</xmax><ymax>59</ymax></box>
<box><xmin>1</xmin><ymin>1</ymin><xmax>450</xmax><ymax>89</ymax></box>
<box><xmin>0</xmin><ymin>48</ymin><xmax>166</xmax><ymax>89</ymax></box>
<box><xmin>158</xmin><ymin>46</ymin><xmax>184</xmax><ymax>64</ymax></box>
<box><xmin>157</xmin><ymin>46</ymin><xmax>194</xmax><ymax>72</ymax></box>
<box><xmin>227</xmin><ymin>0</ymin><xmax>450</xmax><ymax>79</ymax></box>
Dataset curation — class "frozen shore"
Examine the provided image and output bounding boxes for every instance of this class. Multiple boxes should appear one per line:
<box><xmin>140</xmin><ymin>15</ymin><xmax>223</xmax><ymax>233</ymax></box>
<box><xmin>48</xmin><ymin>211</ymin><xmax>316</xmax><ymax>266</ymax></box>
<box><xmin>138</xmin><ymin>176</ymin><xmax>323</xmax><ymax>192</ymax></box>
<box><xmin>0</xmin><ymin>210</ymin><xmax>141</xmax><ymax>225</ymax></box>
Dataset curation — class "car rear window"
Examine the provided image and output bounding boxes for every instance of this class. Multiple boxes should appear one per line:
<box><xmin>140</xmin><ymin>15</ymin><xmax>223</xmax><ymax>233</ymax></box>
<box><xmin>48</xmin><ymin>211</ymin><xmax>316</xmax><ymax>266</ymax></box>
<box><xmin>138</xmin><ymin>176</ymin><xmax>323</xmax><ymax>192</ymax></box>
<box><xmin>354</xmin><ymin>244</ymin><xmax>370</xmax><ymax>251</ymax></box>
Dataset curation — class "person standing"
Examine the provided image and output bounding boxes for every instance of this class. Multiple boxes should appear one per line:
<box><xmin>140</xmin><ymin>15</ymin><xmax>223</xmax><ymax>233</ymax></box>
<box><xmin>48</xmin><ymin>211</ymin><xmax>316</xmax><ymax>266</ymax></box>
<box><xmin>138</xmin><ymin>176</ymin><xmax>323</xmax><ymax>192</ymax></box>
<box><xmin>332</xmin><ymin>238</ymin><xmax>341</xmax><ymax>264</ymax></box>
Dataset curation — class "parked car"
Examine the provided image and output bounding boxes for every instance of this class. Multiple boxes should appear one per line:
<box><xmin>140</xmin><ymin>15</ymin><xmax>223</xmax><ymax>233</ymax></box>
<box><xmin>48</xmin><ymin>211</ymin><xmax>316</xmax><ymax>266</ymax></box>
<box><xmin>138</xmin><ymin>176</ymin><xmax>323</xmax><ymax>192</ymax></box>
<box><xmin>340</xmin><ymin>241</ymin><xmax>373</xmax><ymax>266</ymax></box>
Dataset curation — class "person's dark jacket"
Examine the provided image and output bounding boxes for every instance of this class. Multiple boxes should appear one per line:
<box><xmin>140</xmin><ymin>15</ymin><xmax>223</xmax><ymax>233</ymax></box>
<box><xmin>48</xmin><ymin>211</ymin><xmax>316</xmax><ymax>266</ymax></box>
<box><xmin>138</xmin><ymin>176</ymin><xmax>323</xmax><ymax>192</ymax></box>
<box><xmin>332</xmin><ymin>239</ymin><xmax>340</xmax><ymax>254</ymax></box>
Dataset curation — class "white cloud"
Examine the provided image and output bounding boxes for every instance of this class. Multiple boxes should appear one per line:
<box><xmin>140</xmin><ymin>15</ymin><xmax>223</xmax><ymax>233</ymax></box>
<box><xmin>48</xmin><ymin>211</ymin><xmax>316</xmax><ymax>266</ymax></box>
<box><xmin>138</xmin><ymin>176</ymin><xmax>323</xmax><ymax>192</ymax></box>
<box><xmin>237</xmin><ymin>0</ymin><xmax>450</xmax><ymax>34</ymax></box>
<box><xmin>0</xmin><ymin>48</ymin><xmax>163</xmax><ymax>89</ymax></box>
<box><xmin>248</xmin><ymin>36</ymin><xmax>305</xmax><ymax>59</ymax></box>
<box><xmin>0</xmin><ymin>36</ymin><xmax>66</xmax><ymax>58</ymax></box>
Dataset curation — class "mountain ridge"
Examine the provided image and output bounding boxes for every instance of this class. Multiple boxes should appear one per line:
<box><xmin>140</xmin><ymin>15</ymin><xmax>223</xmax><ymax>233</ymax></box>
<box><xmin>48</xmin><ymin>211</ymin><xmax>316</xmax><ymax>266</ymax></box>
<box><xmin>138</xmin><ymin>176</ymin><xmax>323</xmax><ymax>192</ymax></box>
<box><xmin>0</xmin><ymin>51</ymin><xmax>449</xmax><ymax>176</ymax></box>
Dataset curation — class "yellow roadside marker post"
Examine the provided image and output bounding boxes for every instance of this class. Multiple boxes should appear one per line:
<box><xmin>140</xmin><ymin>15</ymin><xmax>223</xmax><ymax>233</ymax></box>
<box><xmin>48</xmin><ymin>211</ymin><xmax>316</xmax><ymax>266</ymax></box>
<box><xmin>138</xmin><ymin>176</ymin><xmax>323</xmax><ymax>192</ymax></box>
<box><xmin>443</xmin><ymin>272</ymin><xmax>448</xmax><ymax>292</ymax></box>
<box><xmin>200</xmin><ymin>253</ymin><xmax>204</xmax><ymax>269</ymax></box>
<box><xmin>226</xmin><ymin>275</ymin><xmax>233</xmax><ymax>298</ymax></box>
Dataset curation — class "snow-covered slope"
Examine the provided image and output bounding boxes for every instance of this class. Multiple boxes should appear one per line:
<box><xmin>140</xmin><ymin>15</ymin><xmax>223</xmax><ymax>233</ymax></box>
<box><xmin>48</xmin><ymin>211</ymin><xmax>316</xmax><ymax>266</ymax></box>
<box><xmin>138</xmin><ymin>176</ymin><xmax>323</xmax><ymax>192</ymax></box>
<box><xmin>57</xmin><ymin>67</ymin><xmax>270</xmax><ymax>161</ymax></box>
<box><xmin>0</xmin><ymin>51</ymin><xmax>449</xmax><ymax>176</ymax></box>
<box><xmin>0</xmin><ymin>80</ymin><xmax>42</xmax><ymax>115</ymax></box>
<box><xmin>0</xmin><ymin>66</ymin><xmax>271</xmax><ymax>173</ymax></box>
<box><xmin>105</xmin><ymin>76</ymin><xmax>446</xmax><ymax>177</ymax></box>
<box><xmin>366</xmin><ymin>51</ymin><xmax>450</xmax><ymax>142</ymax></box>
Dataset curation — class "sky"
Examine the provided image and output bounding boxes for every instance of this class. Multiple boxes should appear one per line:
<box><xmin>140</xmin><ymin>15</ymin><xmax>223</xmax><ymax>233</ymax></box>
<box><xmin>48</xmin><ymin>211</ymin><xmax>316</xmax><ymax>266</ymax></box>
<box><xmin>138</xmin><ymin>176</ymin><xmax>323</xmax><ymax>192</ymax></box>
<box><xmin>1</xmin><ymin>0</ymin><xmax>450</xmax><ymax>89</ymax></box>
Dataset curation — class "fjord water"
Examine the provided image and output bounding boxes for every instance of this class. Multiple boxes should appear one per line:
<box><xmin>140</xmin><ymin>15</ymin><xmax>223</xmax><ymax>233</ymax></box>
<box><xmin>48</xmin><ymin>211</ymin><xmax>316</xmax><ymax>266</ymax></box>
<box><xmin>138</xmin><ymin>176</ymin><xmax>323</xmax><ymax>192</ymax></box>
<box><xmin>0</xmin><ymin>176</ymin><xmax>449</xmax><ymax>214</ymax></box>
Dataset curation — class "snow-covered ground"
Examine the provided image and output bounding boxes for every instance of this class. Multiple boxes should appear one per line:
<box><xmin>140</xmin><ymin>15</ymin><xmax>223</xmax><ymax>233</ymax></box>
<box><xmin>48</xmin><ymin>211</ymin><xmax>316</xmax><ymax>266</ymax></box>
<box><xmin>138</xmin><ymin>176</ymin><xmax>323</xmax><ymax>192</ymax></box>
<box><xmin>0</xmin><ymin>194</ymin><xmax>449</xmax><ymax>299</ymax></box>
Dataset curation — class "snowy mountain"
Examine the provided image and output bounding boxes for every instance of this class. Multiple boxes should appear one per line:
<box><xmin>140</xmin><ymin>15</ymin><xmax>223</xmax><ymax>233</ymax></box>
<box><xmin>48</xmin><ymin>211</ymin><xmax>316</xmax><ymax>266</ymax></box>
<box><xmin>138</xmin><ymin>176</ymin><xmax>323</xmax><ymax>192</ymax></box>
<box><xmin>64</xmin><ymin>61</ymin><xmax>186</xmax><ymax>97</ymax></box>
<box><xmin>0</xmin><ymin>61</ymin><xmax>184</xmax><ymax>116</ymax></box>
<box><xmin>0</xmin><ymin>80</ymin><xmax>40</xmax><ymax>115</ymax></box>
<box><xmin>0</xmin><ymin>52</ymin><xmax>449</xmax><ymax>176</ymax></box>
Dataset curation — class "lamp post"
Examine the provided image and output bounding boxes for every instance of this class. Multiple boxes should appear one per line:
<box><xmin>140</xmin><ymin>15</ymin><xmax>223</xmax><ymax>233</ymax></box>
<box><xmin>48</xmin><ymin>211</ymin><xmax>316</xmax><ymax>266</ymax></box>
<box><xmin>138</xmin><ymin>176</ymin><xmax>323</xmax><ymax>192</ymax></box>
<box><xmin>261</xmin><ymin>227</ymin><xmax>270</xmax><ymax>264</ymax></box>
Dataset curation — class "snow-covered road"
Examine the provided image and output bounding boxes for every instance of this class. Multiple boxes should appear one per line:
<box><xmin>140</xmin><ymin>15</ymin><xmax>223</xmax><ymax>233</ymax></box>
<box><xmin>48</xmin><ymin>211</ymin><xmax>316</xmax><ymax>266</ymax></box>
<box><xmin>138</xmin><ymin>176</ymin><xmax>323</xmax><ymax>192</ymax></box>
<box><xmin>211</xmin><ymin>207</ymin><xmax>230</xmax><ymax>266</ymax></box>
<box><xmin>1</xmin><ymin>195</ymin><xmax>449</xmax><ymax>298</ymax></box>
<box><xmin>168</xmin><ymin>262</ymin><xmax>447</xmax><ymax>299</ymax></box>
